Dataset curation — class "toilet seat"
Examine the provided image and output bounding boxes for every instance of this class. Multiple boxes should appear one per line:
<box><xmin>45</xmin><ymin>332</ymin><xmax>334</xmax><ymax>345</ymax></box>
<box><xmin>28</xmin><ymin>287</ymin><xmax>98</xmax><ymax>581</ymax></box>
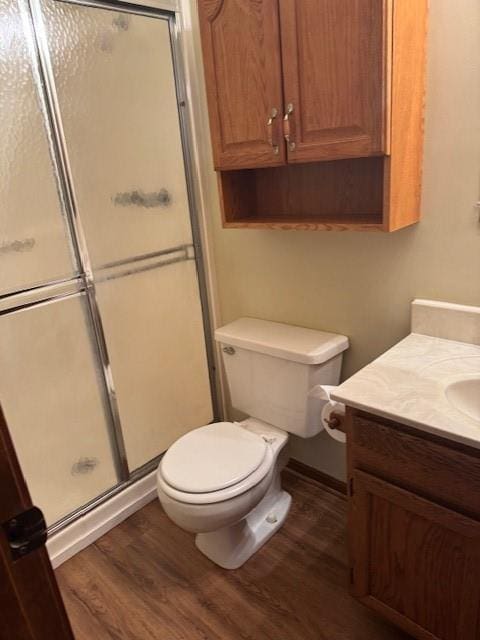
<box><xmin>158</xmin><ymin>422</ymin><xmax>275</xmax><ymax>505</ymax></box>
<box><xmin>162</xmin><ymin>422</ymin><xmax>268</xmax><ymax>493</ymax></box>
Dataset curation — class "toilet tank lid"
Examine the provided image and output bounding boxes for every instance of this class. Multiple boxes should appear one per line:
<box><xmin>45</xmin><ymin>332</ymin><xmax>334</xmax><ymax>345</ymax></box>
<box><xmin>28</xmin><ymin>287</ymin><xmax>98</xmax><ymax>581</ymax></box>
<box><xmin>215</xmin><ymin>318</ymin><xmax>349</xmax><ymax>365</ymax></box>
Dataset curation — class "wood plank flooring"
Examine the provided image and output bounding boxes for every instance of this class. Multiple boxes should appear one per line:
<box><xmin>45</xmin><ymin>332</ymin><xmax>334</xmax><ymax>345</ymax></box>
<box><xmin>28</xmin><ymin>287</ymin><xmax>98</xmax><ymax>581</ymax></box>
<box><xmin>56</xmin><ymin>470</ymin><xmax>411</xmax><ymax>640</ymax></box>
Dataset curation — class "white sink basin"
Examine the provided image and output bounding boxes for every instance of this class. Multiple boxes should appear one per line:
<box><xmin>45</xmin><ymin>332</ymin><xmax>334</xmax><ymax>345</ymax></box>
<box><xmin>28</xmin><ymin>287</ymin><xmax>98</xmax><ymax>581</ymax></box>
<box><xmin>445</xmin><ymin>377</ymin><xmax>480</xmax><ymax>423</ymax></box>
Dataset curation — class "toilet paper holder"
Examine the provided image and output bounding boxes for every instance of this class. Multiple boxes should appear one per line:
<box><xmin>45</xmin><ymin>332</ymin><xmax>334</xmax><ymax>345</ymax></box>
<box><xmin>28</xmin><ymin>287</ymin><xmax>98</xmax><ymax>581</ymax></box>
<box><xmin>323</xmin><ymin>412</ymin><xmax>346</xmax><ymax>433</ymax></box>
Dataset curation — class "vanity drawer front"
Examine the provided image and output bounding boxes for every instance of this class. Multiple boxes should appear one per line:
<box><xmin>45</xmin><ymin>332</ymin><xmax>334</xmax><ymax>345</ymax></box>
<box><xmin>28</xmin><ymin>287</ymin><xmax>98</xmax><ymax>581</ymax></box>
<box><xmin>350</xmin><ymin>412</ymin><xmax>480</xmax><ymax>518</ymax></box>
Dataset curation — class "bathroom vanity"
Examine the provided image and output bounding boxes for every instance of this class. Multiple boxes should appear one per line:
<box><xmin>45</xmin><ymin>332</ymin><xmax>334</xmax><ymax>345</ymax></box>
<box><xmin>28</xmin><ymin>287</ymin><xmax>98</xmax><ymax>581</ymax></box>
<box><xmin>333</xmin><ymin>301</ymin><xmax>480</xmax><ymax>640</ymax></box>
<box><xmin>346</xmin><ymin>409</ymin><xmax>480</xmax><ymax>640</ymax></box>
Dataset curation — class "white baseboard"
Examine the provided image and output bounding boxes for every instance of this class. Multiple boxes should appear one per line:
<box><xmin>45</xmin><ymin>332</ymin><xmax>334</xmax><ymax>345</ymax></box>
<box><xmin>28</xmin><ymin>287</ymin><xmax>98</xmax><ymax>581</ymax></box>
<box><xmin>47</xmin><ymin>470</ymin><xmax>157</xmax><ymax>569</ymax></box>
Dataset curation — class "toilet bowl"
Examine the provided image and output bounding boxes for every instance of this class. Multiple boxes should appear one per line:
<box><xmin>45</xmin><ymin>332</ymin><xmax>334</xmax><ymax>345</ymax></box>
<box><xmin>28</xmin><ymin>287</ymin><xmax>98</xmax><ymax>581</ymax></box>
<box><xmin>157</xmin><ymin>317</ymin><xmax>349</xmax><ymax>569</ymax></box>
<box><xmin>157</xmin><ymin>419</ymin><xmax>290</xmax><ymax>569</ymax></box>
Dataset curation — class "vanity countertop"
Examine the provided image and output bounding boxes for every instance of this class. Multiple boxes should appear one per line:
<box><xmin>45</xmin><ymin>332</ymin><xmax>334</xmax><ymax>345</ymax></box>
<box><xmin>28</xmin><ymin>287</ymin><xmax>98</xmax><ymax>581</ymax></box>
<box><xmin>331</xmin><ymin>332</ymin><xmax>480</xmax><ymax>449</ymax></box>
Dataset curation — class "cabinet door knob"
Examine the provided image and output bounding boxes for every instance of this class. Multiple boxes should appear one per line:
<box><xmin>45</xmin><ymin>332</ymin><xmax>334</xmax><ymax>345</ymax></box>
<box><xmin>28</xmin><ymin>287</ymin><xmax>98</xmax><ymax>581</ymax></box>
<box><xmin>283</xmin><ymin>103</ymin><xmax>296</xmax><ymax>151</ymax></box>
<box><xmin>267</xmin><ymin>108</ymin><xmax>280</xmax><ymax>155</ymax></box>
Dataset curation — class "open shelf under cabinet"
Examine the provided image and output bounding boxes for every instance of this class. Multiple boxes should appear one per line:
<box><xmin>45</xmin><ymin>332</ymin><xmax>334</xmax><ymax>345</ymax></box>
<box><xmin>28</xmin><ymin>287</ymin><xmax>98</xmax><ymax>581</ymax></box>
<box><xmin>218</xmin><ymin>157</ymin><xmax>394</xmax><ymax>232</ymax></box>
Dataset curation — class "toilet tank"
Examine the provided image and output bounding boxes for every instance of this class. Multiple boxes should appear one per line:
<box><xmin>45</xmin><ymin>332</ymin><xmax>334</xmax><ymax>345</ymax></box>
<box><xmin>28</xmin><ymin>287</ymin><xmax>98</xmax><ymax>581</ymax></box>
<box><xmin>215</xmin><ymin>318</ymin><xmax>349</xmax><ymax>438</ymax></box>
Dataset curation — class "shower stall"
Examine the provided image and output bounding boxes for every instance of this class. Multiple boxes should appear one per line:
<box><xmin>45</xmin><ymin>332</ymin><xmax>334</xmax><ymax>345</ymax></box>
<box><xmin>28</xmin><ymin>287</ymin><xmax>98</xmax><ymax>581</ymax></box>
<box><xmin>0</xmin><ymin>0</ymin><xmax>216</xmax><ymax>532</ymax></box>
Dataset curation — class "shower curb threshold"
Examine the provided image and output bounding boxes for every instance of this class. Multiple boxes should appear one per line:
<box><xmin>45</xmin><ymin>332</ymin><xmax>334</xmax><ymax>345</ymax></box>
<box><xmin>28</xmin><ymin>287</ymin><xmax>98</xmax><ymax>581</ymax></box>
<box><xmin>47</xmin><ymin>470</ymin><xmax>157</xmax><ymax>568</ymax></box>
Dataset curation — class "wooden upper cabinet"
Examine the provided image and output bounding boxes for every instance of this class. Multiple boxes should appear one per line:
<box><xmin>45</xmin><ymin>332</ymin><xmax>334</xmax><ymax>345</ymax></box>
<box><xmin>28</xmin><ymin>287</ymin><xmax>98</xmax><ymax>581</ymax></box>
<box><xmin>279</xmin><ymin>0</ymin><xmax>389</xmax><ymax>163</ymax></box>
<box><xmin>198</xmin><ymin>0</ymin><xmax>427</xmax><ymax>231</ymax></box>
<box><xmin>198</xmin><ymin>0</ymin><xmax>286</xmax><ymax>170</ymax></box>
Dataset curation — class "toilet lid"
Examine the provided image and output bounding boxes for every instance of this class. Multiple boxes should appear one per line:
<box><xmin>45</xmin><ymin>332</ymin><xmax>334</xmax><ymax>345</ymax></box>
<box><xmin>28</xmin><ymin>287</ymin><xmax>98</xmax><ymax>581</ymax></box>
<box><xmin>160</xmin><ymin>423</ymin><xmax>268</xmax><ymax>493</ymax></box>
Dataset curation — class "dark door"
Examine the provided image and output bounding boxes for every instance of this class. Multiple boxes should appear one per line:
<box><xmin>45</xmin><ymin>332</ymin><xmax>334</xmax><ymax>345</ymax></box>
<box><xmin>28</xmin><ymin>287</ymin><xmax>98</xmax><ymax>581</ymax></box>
<box><xmin>0</xmin><ymin>405</ymin><xmax>74</xmax><ymax>640</ymax></box>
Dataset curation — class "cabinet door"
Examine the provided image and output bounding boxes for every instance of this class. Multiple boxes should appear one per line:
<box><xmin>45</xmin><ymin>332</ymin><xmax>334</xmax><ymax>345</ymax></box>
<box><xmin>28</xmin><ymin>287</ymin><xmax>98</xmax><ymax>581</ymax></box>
<box><xmin>198</xmin><ymin>0</ymin><xmax>286</xmax><ymax>170</ymax></box>
<box><xmin>279</xmin><ymin>0</ymin><xmax>389</xmax><ymax>163</ymax></box>
<box><xmin>351</xmin><ymin>470</ymin><xmax>480</xmax><ymax>640</ymax></box>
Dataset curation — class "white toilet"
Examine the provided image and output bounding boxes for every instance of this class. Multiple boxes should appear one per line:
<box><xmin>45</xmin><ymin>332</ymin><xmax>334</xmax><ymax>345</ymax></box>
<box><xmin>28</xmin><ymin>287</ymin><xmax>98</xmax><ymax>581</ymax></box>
<box><xmin>157</xmin><ymin>318</ymin><xmax>348</xmax><ymax>569</ymax></box>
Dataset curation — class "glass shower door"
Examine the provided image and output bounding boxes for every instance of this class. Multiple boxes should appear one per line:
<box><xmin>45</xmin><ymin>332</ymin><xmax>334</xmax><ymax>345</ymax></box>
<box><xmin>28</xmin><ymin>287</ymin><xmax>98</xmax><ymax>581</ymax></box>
<box><xmin>0</xmin><ymin>0</ymin><xmax>214</xmax><ymax>530</ymax></box>
<box><xmin>39</xmin><ymin>0</ymin><xmax>214</xmax><ymax>471</ymax></box>
<box><xmin>0</xmin><ymin>0</ymin><xmax>118</xmax><ymax>526</ymax></box>
<box><xmin>0</xmin><ymin>0</ymin><xmax>75</xmax><ymax>294</ymax></box>
<box><xmin>0</xmin><ymin>295</ymin><xmax>119</xmax><ymax>525</ymax></box>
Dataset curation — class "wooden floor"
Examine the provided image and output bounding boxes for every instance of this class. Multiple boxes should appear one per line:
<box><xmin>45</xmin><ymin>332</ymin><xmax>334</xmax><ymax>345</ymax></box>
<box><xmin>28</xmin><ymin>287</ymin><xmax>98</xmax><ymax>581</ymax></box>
<box><xmin>57</xmin><ymin>471</ymin><xmax>411</xmax><ymax>640</ymax></box>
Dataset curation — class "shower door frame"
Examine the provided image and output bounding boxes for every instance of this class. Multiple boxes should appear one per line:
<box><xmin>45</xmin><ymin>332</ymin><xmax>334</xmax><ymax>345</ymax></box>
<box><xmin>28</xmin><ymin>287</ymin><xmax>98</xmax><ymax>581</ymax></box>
<box><xmin>3</xmin><ymin>0</ymin><xmax>219</xmax><ymax>535</ymax></box>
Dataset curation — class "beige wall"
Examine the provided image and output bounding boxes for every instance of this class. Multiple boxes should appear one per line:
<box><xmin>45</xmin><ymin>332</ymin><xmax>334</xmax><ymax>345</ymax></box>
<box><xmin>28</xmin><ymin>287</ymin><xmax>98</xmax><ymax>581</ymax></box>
<box><xmin>189</xmin><ymin>0</ymin><xmax>480</xmax><ymax>480</ymax></box>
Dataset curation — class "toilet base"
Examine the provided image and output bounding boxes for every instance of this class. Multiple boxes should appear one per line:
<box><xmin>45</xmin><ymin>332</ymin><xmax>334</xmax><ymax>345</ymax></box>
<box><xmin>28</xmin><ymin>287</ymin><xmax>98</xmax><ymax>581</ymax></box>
<box><xmin>195</xmin><ymin>475</ymin><xmax>292</xmax><ymax>570</ymax></box>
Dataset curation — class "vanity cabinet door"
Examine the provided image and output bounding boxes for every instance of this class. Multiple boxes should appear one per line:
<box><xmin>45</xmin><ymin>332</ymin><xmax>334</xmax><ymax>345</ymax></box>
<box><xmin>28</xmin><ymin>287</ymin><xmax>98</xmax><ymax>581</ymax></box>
<box><xmin>351</xmin><ymin>470</ymin><xmax>480</xmax><ymax>640</ymax></box>
<box><xmin>278</xmin><ymin>0</ymin><xmax>389</xmax><ymax>163</ymax></box>
<box><xmin>198</xmin><ymin>0</ymin><xmax>286</xmax><ymax>171</ymax></box>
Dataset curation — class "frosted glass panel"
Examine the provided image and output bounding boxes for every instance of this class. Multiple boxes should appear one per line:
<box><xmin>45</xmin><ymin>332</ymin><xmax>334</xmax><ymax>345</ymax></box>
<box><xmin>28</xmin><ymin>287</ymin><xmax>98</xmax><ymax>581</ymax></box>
<box><xmin>41</xmin><ymin>1</ymin><xmax>194</xmax><ymax>267</ymax></box>
<box><xmin>0</xmin><ymin>296</ymin><xmax>117</xmax><ymax>525</ymax></box>
<box><xmin>0</xmin><ymin>0</ymin><xmax>75</xmax><ymax>295</ymax></box>
<box><xmin>96</xmin><ymin>261</ymin><xmax>213</xmax><ymax>470</ymax></box>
